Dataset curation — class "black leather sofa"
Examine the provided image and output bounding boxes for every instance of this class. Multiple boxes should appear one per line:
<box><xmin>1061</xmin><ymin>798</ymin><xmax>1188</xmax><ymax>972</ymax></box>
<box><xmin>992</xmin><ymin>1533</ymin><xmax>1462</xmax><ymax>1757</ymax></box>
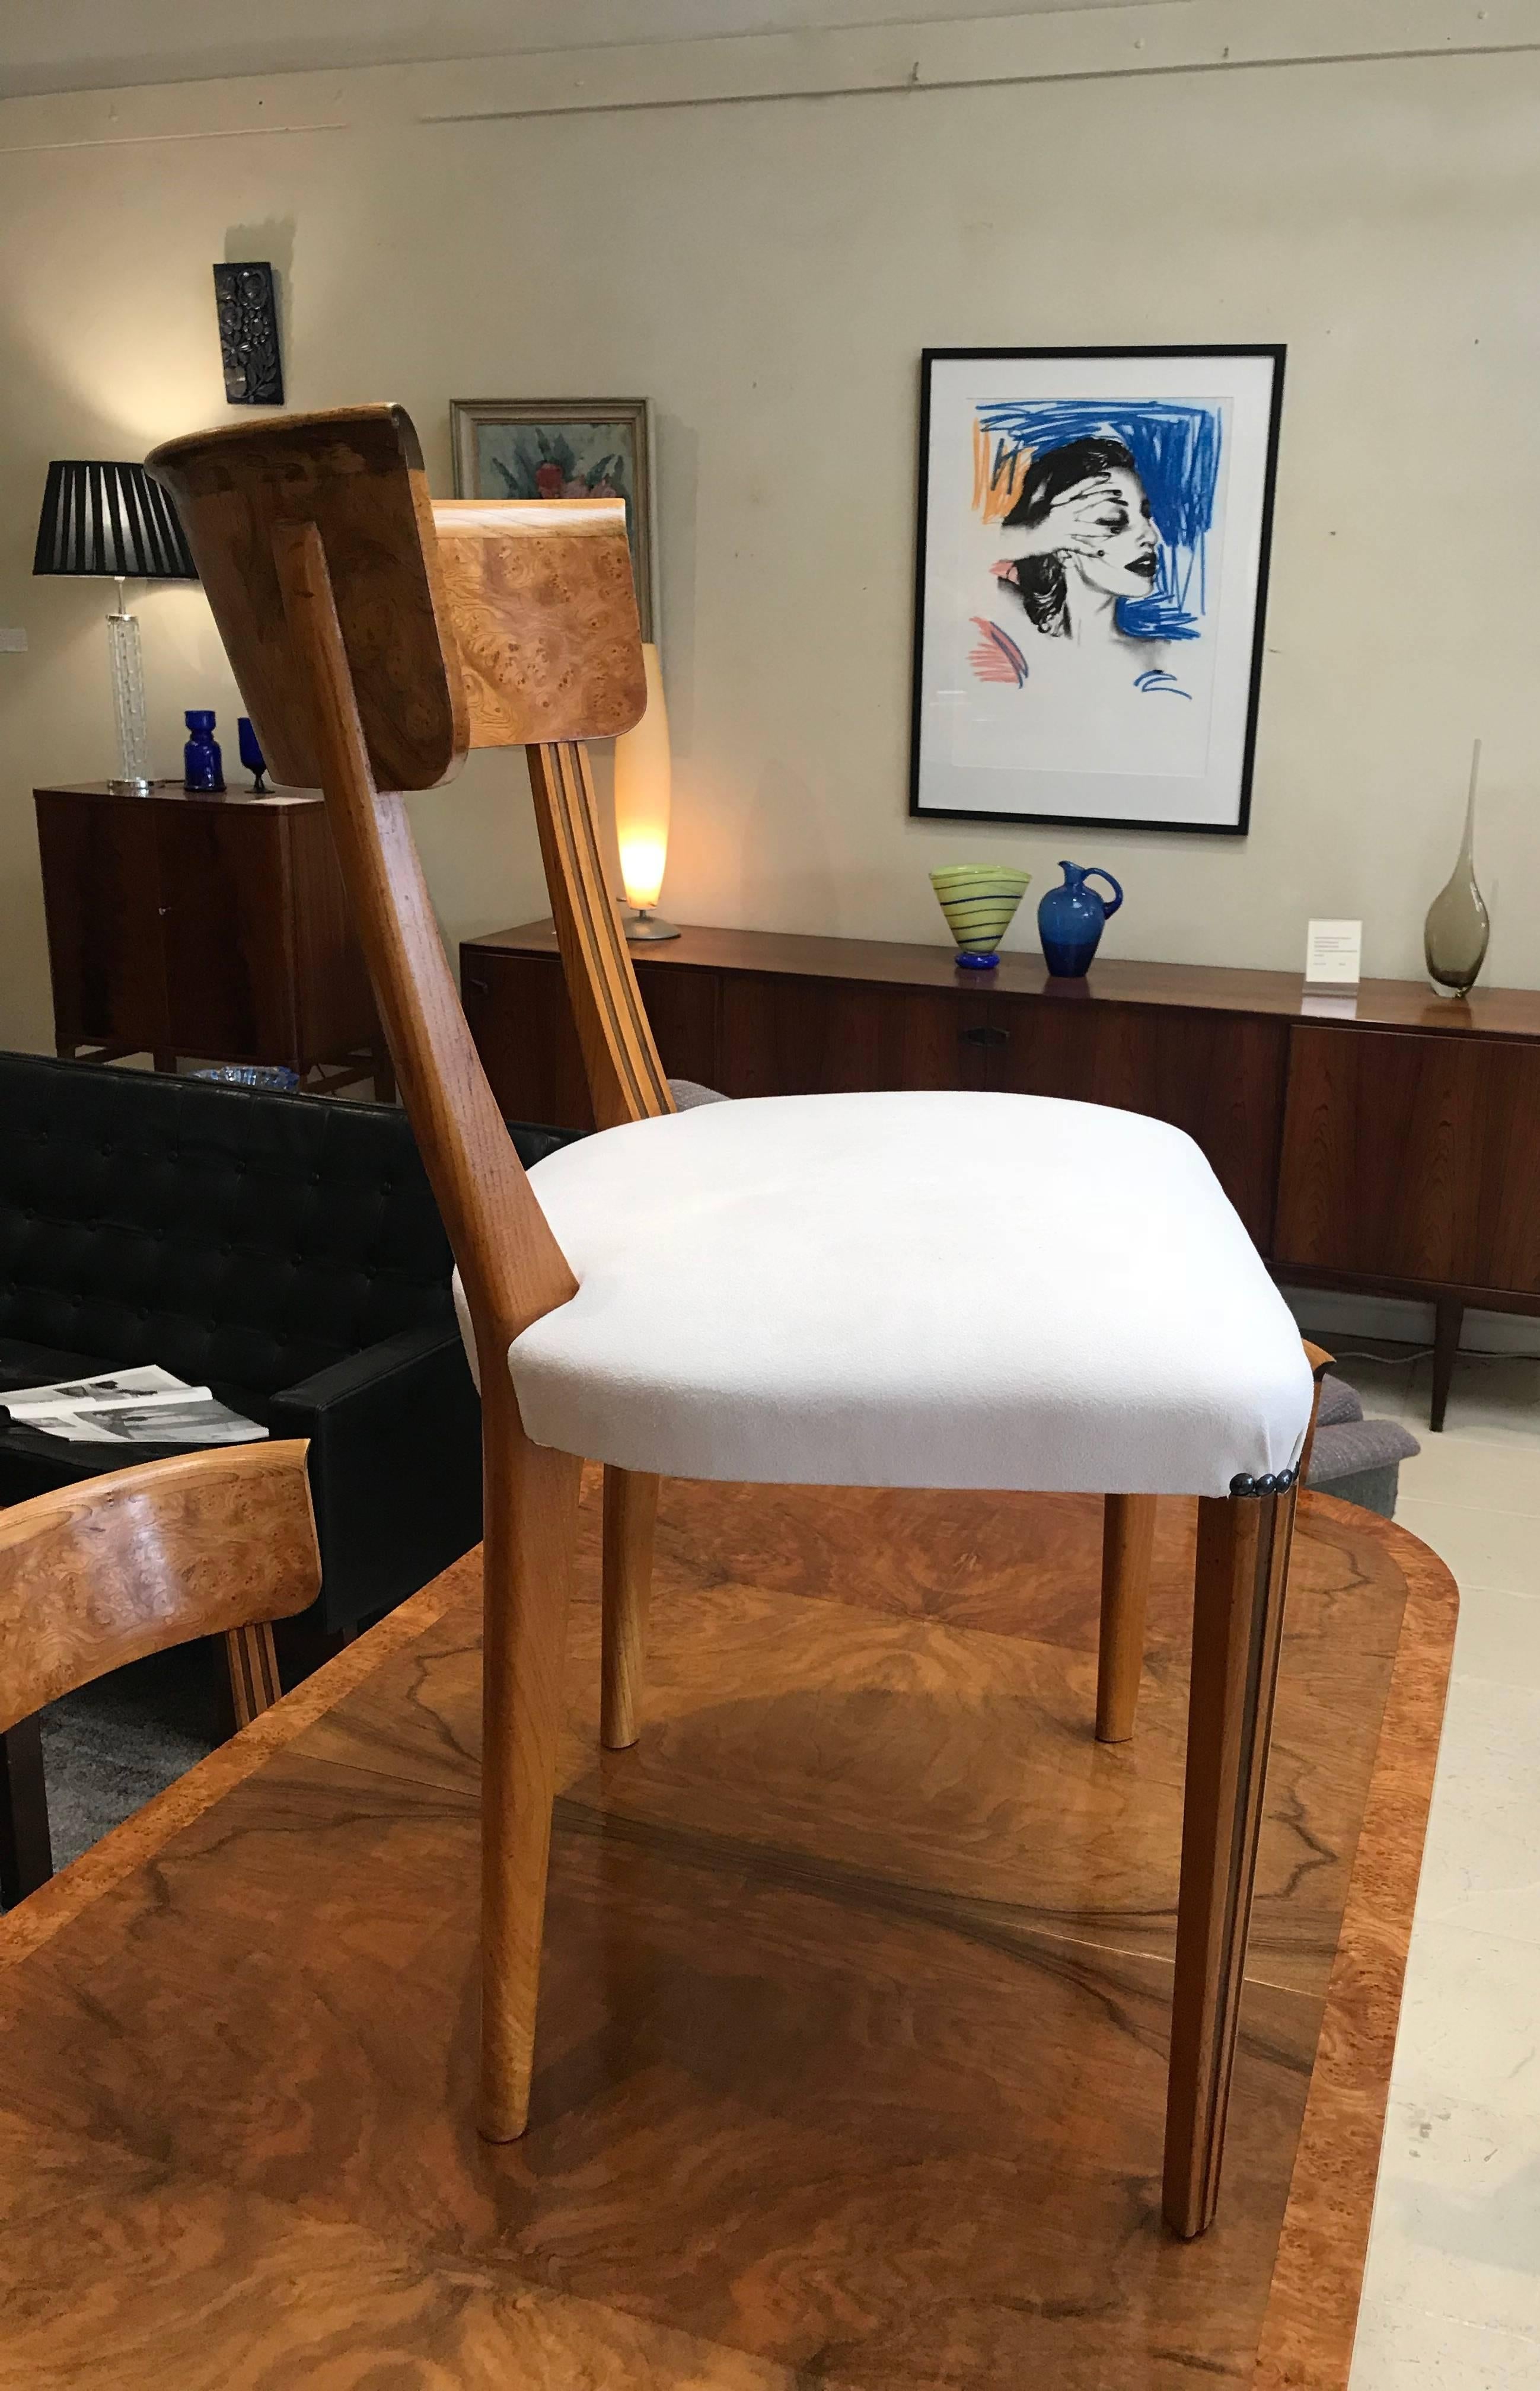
<box><xmin>0</xmin><ymin>1051</ymin><xmax>572</xmax><ymax>1634</ymax></box>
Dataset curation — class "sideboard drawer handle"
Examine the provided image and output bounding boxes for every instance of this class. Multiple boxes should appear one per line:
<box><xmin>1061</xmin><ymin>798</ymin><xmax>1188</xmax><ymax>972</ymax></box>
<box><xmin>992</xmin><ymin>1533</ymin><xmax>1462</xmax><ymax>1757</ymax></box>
<box><xmin>961</xmin><ymin>1024</ymin><xmax>1009</xmax><ymax>1048</ymax></box>
<box><xmin>465</xmin><ymin>975</ymin><xmax>489</xmax><ymax>997</ymax></box>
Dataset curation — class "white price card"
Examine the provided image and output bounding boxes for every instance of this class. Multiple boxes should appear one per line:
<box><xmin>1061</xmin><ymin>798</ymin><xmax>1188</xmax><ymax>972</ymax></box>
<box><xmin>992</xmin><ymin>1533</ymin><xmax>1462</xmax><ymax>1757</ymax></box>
<box><xmin>1304</xmin><ymin>919</ymin><xmax>1362</xmax><ymax>988</ymax></box>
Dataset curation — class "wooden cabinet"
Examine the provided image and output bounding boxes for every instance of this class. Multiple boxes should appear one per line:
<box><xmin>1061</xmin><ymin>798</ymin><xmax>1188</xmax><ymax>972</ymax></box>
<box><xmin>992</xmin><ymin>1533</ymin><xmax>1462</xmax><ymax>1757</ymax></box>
<box><xmin>34</xmin><ymin>790</ymin><xmax>168</xmax><ymax>1057</ymax></box>
<box><xmin>986</xmin><ymin>994</ymin><xmax>1287</xmax><ymax>1246</ymax></box>
<box><xmin>34</xmin><ymin>782</ymin><xmax>386</xmax><ymax>1089</ymax></box>
<box><xmin>461</xmin><ymin>944</ymin><xmax>719</xmax><ymax>1131</ymax></box>
<box><xmin>460</xmin><ymin>920</ymin><xmax>1540</xmax><ymax>1426</ymax></box>
<box><xmin>718</xmin><ymin>973</ymin><xmax>989</xmax><ymax>1098</ymax></box>
<box><xmin>1277</xmin><ymin>1024</ymin><xmax>1540</xmax><ymax>1297</ymax></box>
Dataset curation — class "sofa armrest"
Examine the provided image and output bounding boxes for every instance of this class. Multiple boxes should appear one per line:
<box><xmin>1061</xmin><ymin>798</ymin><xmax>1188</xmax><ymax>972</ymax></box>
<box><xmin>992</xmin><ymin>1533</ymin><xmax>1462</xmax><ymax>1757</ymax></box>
<box><xmin>269</xmin><ymin>1319</ymin><xmax>481</xmax><ymax>1632</ymax></box>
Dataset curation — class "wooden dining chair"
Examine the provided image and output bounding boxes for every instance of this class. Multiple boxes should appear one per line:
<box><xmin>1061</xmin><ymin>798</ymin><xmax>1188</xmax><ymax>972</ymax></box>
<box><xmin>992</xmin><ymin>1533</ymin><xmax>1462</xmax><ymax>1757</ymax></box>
<box><xmin>148</xmin><ymin>406</ymin><xmax>1324</xmax><ymax>2238</ymax></box>
<box><xmin>0</xmin><ymin>1442</ymin><xmax>321</xmax><ymax>1898</ymax></box>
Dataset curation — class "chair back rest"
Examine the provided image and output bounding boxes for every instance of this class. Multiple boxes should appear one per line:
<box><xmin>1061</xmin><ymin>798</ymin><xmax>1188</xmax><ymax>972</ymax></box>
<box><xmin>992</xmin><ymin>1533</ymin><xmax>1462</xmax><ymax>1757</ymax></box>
<box><xmin>146</xmin><ymin>407</ymin><xmax>465</xmax><ymax>795</ymax></box>
<box><xmin>146</xmin><ymin>405</ymin><xmax>662</xmax><ymax>1359</ymax></box>
<box><xmin>430</xmin><ymin>498</ymin><xmax>673</xmax><ymax>1128</ymax></box>
<box><xmin>0</xmin><ymin>1442</ymin><xmax>320</xmax><ymax>1735</ymax></box>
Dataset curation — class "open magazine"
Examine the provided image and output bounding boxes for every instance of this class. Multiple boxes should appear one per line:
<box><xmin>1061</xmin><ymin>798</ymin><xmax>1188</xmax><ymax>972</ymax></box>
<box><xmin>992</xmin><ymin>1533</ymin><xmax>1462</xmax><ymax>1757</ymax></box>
<box><xmin>0</xmin><ymin>1364</ymin><xmax>267</xmax><ymax>1447</ymax></box>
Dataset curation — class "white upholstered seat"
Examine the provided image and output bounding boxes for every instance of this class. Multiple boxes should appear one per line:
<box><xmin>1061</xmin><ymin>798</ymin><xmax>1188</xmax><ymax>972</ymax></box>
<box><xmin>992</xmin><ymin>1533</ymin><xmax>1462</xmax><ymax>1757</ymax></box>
<box><xmin>468</xmin><ymin>1090</ymin><xmax>1314</xmax><ymax>1496</ymax></box>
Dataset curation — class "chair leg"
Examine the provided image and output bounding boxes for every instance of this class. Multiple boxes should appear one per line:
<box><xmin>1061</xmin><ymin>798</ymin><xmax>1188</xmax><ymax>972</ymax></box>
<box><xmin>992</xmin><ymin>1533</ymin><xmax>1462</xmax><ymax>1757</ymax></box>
<box><xmin>602</xmin><ymin>1465</ymin><xmax>659</xmax><ymax>1751</ymax></box>
<box><xmin>1163</xmin><ymin>1476</ymin><xmax>1298</xmax><ymax>2237</ymax></box>
<box><xmin>1096</xmin><ymin>1493</ymin><xmax>1157</xmax><ymax>1743</ymax></box>
<box><xmin>0</xmin><ymin>1716</ymin><xmax>53</xmax><ymax>1905</ymax></box>
<box><xmin>479</xmin><ymin>1375</ymin><xmax>583</xmax><ymax>2143</ymax></box>
<box><xmin>224</xmin><ymin>1622</ymin><xmax>283</xmax><ymax>1729</ymax></box>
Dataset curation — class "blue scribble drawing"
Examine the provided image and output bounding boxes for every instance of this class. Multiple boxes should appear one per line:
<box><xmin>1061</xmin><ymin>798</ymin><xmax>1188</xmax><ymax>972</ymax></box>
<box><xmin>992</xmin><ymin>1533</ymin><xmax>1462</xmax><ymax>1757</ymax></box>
<box><xmin>975</xmin><ymin>398</ymin><xmax>1222</xmax><ymax>643</ymax></box>
<box><xmin>1133</xmin><ymin>667</ymin><xmax>1193</xmax><ymax>699</ymax></box>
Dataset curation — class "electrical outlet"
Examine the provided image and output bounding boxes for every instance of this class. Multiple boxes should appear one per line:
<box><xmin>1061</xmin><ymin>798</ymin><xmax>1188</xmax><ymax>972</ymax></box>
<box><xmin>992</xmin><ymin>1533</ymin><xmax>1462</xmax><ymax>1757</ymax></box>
<box><xmin>0</xmin><ymin>628</ymin><xmax>27</xmax><ymax>652</ymax></box>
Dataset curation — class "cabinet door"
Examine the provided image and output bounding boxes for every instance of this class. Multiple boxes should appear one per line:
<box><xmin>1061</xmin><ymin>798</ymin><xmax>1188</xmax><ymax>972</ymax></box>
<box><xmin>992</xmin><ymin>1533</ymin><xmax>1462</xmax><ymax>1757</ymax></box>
<box><xmin>718</xmin><ymin>972</ymin><xmax>990</xmax><ymax>1098</ymax></box>
<box><xmin>1277</xmin><ymin>1024</ymin><xmax>1540</xmax><ymax>1295</ymax></box>
<box><xmin>157</xmin><ymin>808</ymin><xmax>296</xmax><ymax>1064</ymax></box>
<box><xmin>635</xmin><ymin>957</ymin><xmax>723</xmax><ymax>1095</ymax></box>
<box><xmin>986</xmin><ymin>997</ymin><xmax>1288</xmax><ymax>1248</ymax></box>
<box><xmin>33</xmin><ymin>792</ymin><xmax>168</xmax><ymax>1050</ymax></box>
<box><xmin>461</xmin><ymin>949</ymin><xmax>722</xmax><ymax>1131</ymax></box>
<box><xmin>288</xmin><ymin>807</ymin><xmax>378</xmax><ymax>1064</ymax></box>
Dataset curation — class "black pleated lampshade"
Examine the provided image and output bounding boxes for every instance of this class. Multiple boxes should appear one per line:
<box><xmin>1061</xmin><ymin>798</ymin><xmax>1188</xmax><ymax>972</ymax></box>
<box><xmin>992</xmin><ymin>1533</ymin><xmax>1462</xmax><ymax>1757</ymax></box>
<box><xmin>33</xmin><ymin>460</ymin><xmax>198</xmax><ymax>581</ymax></box>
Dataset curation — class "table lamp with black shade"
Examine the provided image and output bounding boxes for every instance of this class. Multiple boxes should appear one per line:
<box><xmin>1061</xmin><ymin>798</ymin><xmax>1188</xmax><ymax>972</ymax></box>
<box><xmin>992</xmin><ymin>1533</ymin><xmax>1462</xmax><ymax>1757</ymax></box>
<box><xmin>33</xmin><ymin>461</ymin><xmax>199</xmax><ymax>794</ymax></box>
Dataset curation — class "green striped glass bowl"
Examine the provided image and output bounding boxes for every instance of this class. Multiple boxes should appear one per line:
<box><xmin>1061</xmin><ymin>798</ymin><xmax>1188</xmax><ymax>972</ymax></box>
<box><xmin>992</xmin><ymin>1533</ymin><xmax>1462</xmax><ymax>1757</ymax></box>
<box><xmin>929</xmin><ymin>865</ymin><xmax>1032</xmax><ymax>967</ymax></box>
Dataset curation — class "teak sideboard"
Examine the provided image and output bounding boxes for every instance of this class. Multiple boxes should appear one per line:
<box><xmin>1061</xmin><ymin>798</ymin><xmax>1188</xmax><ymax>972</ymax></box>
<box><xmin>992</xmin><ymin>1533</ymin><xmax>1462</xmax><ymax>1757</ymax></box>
<box><xmin>34</xmin><ymin>782</ymin><xmax>389</xmax><ymax>1093</ymax></box>
<box><xmin>462</xmin><ymin>921</ymin><xmax>1540</xmax><ymax>1432</ymax></box>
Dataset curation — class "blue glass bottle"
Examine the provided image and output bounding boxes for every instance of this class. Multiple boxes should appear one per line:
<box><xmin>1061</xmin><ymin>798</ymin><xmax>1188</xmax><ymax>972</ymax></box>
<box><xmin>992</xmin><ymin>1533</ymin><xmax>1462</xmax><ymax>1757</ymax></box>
<box><xmin>1037</xmin><ymin>861</ymin><xmax>1124</xmax><ymax>977</ymax></box>
<box><xmin>183</xmin><ymin>710</ymin><xmax>225</xmax><ymax>793</ymax></box>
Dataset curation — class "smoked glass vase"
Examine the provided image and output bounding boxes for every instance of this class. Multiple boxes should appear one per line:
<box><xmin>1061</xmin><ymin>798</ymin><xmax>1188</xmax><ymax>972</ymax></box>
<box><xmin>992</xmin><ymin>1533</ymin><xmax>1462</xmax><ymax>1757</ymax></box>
<box><xmin>1424</xmin><ymin>740</ymin><xmax>1490</xmax><ymax>999</ymax></box>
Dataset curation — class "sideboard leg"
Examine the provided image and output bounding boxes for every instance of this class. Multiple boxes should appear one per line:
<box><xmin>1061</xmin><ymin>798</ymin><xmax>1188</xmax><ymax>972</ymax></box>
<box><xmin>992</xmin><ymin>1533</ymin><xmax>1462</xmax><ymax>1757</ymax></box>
<box><xmin>1431</xmin><ymin>1297</ymin><xmax>1463</xmax><ymax>1433</ymax></box>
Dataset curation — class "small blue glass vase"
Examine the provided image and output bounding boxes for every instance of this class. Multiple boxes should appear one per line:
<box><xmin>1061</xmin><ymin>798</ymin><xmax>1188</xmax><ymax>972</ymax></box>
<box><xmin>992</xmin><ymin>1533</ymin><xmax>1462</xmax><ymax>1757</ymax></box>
<box><xmin>237</xmin><ymin>716</ymin><xmax>269</xmax><ymax>792</ymax></box>
<box><xmin>183</xmin><ymin>710</ymin><xmax>225</xmax><ymax>793</ymax></box>
<box><xmin>1038</xmin><ymin>861</ymin><xmax>1124</xmax><ymax>978</ymax></box>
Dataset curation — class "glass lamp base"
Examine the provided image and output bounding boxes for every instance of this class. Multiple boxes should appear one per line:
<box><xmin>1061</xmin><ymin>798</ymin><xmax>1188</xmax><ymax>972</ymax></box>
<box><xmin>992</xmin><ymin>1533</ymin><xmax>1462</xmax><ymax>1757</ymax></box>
<box><xmin>107</xmin><ymin>604</ymin><xmax>150</xmax><ymax>792</ymax></box>
<box><xmin>107</xmin><ymin>776</ymin><xmax>154</xmax><ymax>796</ymax></box>
<box><xmin>624</xmin><ymin>908</ymin><xmax>681</xmax><ymax>942</ymax></box>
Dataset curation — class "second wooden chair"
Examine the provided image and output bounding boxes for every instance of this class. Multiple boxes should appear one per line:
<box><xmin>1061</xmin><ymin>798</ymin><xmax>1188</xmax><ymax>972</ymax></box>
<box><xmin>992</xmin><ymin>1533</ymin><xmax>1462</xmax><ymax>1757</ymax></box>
<box><xmin>0</xmin><ymin>1440</ymin><xmax>321</xmax><ymax>1899</ymax></box>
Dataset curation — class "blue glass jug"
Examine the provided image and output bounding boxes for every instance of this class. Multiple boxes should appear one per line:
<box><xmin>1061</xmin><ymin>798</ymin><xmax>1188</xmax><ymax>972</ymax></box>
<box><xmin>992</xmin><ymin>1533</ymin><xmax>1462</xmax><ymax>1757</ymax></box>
<box><xmin>1037</xmin><ymin>861</ymin><xmax>1124</xmax><ymax>978</ymax></box>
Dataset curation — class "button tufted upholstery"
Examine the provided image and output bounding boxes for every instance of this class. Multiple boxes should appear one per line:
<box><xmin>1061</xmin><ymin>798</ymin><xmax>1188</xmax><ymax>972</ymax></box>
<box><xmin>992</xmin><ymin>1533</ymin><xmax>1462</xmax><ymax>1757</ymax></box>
<box><xmin>0</xmin><ymin>1053</ymin><xmax>575</xmax><ymax>1630</ymax></box>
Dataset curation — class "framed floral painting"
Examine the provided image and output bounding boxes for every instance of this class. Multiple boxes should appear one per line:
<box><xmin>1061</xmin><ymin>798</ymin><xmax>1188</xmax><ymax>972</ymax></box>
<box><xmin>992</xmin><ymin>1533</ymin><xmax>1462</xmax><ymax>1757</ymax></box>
<box><xmin>449</xmin><ymin>396</ymin><xmax>657</xmax><ymax>639</ymax></box>
<box><xmin>909</xmin><ymin>347</ymin><xmax>1285</xmax><ymax>835</ymax></box>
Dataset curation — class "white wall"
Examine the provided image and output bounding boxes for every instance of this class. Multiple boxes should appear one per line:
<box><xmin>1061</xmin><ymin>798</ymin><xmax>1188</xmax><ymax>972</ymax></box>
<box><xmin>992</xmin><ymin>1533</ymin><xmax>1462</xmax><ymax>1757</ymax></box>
<box><xmin>2</xmin><ymin>6</ymin><xmax>1538</xmax><ymax>1054</ymax></box>
<box><xmin>0</xmin><ymin>0</ymin><xmax>1126</xmax><ymax>100</ymax></box>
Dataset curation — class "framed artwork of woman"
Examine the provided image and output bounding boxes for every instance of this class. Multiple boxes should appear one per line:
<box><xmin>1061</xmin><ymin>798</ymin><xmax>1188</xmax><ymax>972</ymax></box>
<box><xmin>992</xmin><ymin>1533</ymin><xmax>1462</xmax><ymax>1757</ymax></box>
<box><xmin>909</xmin><ymin>348</ymin><xmax>1285</xmax><ymax>836</ymax></box>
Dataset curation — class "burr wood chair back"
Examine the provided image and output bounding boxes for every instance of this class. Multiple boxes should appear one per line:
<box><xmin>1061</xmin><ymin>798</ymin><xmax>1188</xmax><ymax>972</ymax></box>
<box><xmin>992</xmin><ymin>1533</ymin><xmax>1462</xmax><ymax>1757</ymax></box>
<box><xmin>0</xmin><ymin>1442</ymin><xmax>320</xmax><ymax>1739</ymax></box>
<box><xmin>433</xmin><ymin>498</ymin><xmax>674</xmax><ymax>1127</ymax></box>
<box><xmin>146</xmin><ymin>409</ymin><xmax>667</xmax><ymax>1389</ymax></box>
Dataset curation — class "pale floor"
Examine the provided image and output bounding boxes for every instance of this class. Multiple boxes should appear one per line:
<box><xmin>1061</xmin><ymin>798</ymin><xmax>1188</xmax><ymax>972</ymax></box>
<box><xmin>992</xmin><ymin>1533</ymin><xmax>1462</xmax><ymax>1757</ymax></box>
<box><xmin>1324</xmin><ymin>1347</ymin><xmax>1540</xmax><ymax>2389</ymax></box>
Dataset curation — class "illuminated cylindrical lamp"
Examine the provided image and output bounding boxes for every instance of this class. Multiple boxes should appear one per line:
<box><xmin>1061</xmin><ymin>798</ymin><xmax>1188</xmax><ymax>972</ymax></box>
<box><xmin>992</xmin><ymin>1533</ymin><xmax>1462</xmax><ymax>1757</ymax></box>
<box><xmin>613</xmin><ymin>642</ymin><xmax>680</xmax><ymax>941</ymax></box>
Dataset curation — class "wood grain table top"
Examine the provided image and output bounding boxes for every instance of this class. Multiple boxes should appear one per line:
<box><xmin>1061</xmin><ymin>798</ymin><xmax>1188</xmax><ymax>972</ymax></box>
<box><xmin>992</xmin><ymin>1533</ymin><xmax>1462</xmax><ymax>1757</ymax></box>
<box><xmin>468</xmin><ymin>917</ymin><xmax>1540</xmax><ymax>1040</ymax></box>
<box><xmin>0</xmin><ymin>1478</ymin><xmax>1456</xmax><ymax>2390</ymax></box>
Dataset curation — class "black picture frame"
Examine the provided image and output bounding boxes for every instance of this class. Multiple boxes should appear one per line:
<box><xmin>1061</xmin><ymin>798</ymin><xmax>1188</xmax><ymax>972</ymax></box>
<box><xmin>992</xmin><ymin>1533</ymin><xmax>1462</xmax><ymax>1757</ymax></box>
<box><xmin>908</xmin><ymin>345</ymin><xmax>1286</xmax><ymax>838</ymax></box>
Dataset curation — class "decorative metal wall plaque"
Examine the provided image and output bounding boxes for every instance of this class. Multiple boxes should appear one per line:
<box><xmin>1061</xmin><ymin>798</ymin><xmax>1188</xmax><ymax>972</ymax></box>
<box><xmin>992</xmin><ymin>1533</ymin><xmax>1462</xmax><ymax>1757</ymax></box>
<box><xmin>213</xmin><ymin>262</ymin><xmax>284</xmax><ymax>406</ymax></box>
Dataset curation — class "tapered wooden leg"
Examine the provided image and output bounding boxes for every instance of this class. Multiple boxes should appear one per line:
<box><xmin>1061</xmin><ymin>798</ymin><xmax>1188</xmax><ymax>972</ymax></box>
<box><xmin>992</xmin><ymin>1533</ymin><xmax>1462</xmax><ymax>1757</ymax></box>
<box><xmin>1096</xmin><ymin>1493</ymin><xmax>1157</xmax><ymax>1743</ymax></box>
<box><xmin>602</xmin><ymin>1465</ymin><xmax>659</xmax><ymax>1751</ymax></box>
<box><xmin>479</xmin><ymin>1374</ymin><xmax>583</xmax><ymax>2143</ymax></box>
<box><xmin>224</xmin><ymin>1622</ymin><xmax>283</xmax><ymax>1729</ymax></box>
<box><xmin>1163</xmin><ymin>1479</ymin><xmax>1299</xmax><ymax>2236</ymax></box>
